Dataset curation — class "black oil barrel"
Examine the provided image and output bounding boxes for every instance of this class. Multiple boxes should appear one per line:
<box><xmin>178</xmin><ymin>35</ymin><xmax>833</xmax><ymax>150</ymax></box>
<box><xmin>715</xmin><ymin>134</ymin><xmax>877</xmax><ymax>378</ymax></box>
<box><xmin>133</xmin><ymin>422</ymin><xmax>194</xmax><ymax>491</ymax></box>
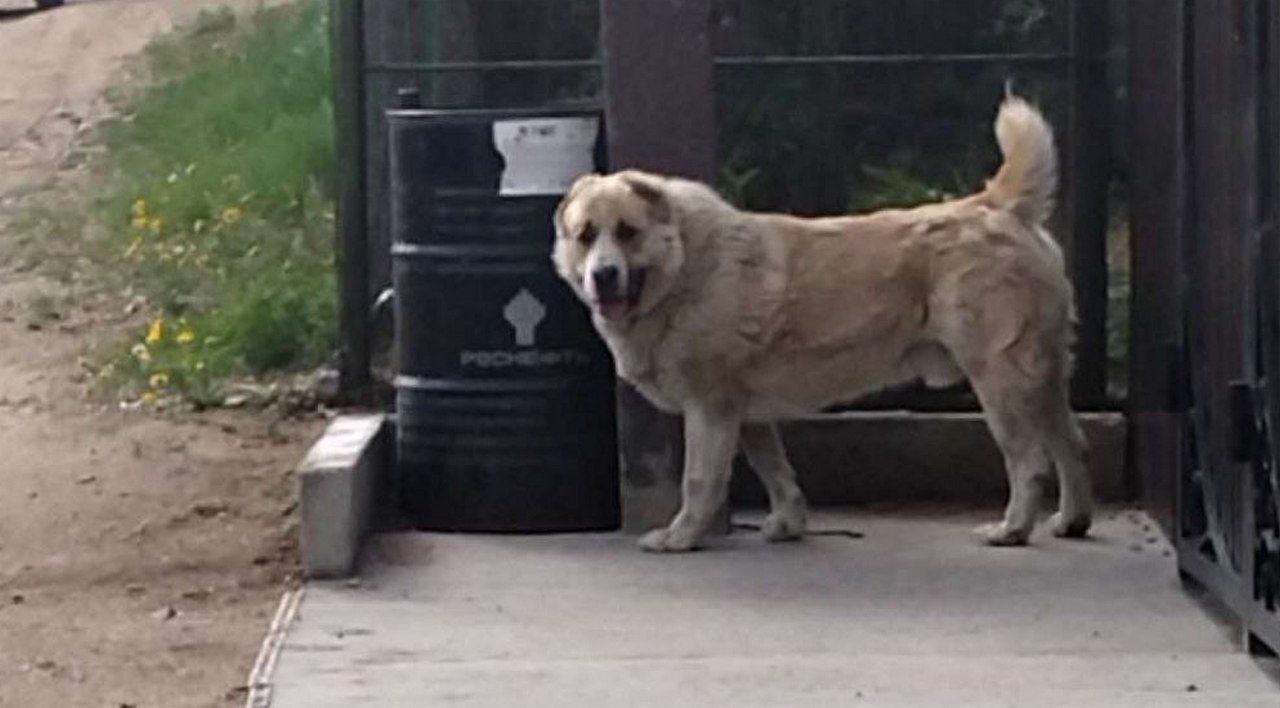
<box><xmin>388</xmin><ymin>106</ymin><xmax>619</xmax><ymax>532</ymax></box>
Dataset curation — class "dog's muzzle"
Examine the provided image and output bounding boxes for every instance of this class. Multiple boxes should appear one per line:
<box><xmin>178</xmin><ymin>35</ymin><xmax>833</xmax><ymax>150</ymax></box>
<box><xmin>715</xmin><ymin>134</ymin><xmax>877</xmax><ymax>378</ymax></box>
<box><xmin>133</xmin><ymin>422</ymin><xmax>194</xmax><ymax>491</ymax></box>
<box><xmin>591</xmin><ymin>266</ymin><xmax>646</xmax><ymax>321</ymax></box>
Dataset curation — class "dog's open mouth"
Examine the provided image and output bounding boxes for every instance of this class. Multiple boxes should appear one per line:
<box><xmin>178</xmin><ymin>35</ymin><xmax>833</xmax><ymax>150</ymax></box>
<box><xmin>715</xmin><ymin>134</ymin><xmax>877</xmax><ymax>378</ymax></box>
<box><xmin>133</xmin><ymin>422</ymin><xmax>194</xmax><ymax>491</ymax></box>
<box><xmin>594</xmin><ymin>268</ymin><xmax>647</xmax><ymax>321</ymax></box>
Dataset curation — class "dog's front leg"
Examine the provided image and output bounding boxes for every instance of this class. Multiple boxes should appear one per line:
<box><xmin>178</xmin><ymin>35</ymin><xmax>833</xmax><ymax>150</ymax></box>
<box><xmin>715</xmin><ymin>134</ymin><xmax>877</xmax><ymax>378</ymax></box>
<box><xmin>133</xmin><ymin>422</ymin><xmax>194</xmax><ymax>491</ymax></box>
<box><xmin>639</xmin><ymin>403</ymin><xmax>741</xmax><ymax>552</ymax></box>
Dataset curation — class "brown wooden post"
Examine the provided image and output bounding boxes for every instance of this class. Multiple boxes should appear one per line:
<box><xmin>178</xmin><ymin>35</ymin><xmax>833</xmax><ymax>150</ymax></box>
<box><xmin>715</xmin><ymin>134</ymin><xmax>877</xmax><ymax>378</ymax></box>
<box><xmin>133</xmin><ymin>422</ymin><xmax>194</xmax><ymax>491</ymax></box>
<box><xmin>600</xmin><ymin>0</ymin><xmax>721</xmax><ymax>534</ymax></box>
<box><xmin>601</xmin><ymin>0</ymin><xmax>716</xmax><ymax>178</ymax></box>
<box><xmin>1126</xmin><ymin>0</ymin><xmax>1186</xmax><ymax>537</ymax></box>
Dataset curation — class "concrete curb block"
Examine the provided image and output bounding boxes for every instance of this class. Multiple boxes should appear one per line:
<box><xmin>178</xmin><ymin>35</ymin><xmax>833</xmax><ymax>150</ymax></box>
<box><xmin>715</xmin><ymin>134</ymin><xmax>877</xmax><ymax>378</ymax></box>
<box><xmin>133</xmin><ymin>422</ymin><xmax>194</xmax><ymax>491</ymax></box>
<box><xmin>299</xmin><ymin>413</ymin><xmax>389</xmax><ymax>578</ymax></box>
<box><xmin>732</xmin><ymin>411</ymin><xmax>1128</xmax><ymax>506</ymax></box>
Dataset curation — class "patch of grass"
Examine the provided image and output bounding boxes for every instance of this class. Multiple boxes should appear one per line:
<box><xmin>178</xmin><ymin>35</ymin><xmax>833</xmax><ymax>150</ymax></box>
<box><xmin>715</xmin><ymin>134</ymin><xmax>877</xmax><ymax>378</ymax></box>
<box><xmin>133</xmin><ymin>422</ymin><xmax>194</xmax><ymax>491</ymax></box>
<box><xmin>94</xmin><ymin>1</ymin><xmax>335</xmax><ymax>405</ymax></box>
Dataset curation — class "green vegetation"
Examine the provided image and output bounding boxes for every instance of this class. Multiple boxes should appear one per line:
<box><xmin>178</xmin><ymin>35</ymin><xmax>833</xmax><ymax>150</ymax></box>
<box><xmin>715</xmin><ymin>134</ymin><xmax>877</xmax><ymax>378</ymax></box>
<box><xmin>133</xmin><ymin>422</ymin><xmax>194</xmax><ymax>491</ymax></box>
<box><xmin>95</xmin><ymin>2</ymin><xmax>335</xmax><ymax>406</ymax></box>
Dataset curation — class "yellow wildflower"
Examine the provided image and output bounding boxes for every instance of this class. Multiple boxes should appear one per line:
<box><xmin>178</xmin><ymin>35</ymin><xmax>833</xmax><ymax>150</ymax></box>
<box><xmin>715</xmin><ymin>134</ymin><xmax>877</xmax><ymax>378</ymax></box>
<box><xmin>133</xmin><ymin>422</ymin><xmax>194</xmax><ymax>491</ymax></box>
<box><xmin>131</xmin><ymin>216</ymin><xmax>149</xmax><ymax>230</ymax></box>
<box><xmin>148</xmin><ymin>217</ymin><xmax>163</xmax><ymax>235</ymax></box>
<box><xmin>140</xmin><ymin>391</ymin><xmax>159</xmax><ymax>406</ymax></box>
<box><xmin>132</xmin><ymin>198</ymin><xmax>147</xmax><ymax>217</ymax></box>
<box><xmin>149</xmin><ymin>372</ymin><xmax>170</xmax><ymax>389</ymax></box>
<box><xmin>177</xmin><ymin>329</ymin><xmax>196</xmax><ymax>345</ymax></box>
<box><xmin>145</xmin><ymin>318</ymin><xmax>165</xmax><ymax>345</ymax></box>
<box><xmin>221</xmin><ymin>207</ymin><xmax>244</xmax><ymax>224</ymax></box>
<box><xmin>131</xmin><ymin>343</ymin><xmax>151</xmax><ymax>363</ymax></box>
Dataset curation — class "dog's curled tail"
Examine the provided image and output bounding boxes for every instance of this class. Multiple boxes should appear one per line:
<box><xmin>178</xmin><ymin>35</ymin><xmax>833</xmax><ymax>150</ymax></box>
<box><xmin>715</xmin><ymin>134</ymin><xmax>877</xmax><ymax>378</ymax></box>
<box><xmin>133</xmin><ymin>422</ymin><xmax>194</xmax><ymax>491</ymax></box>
<box><xmin>984</xmin><ymin>95</ymin><xmax>1058</xmax><ymax>226</ymax></box>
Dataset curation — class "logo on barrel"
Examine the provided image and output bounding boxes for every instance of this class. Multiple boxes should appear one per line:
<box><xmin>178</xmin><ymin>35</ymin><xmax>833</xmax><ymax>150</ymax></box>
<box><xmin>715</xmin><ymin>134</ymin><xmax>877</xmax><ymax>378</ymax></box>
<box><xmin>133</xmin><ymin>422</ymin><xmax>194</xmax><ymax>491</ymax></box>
<box><xmin>503</xmin><ymin>288</ymin><xmax>546</xmax><ymax>346</ymax></box>
<box><xmin>457</xmin><ymin>289</ymin><xmax>591</xmax><ymax>369</ymax></box>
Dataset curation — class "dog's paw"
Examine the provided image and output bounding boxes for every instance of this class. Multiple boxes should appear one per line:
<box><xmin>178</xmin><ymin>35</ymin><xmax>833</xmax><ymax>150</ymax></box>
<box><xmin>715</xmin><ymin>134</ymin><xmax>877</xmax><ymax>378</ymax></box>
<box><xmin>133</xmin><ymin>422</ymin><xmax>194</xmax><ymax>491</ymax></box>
<box><xmin>974</xmin><ymin>521</ymin><xmax>1031</xmax><ymax>547</ymax></box>
<box><xmin>1049</xmin><ymin>511</ymin><xmax>1092</xmax><ymax>539</ymax></box>
<box><xmin>761</xmin><ymin>508</ymin><xmax>806</xmax><ymax>542</ymax></box>
<box><xmin>638</xmin><ymin>526</ymin><xmax>701</xmax><ymax>553</ymax></box>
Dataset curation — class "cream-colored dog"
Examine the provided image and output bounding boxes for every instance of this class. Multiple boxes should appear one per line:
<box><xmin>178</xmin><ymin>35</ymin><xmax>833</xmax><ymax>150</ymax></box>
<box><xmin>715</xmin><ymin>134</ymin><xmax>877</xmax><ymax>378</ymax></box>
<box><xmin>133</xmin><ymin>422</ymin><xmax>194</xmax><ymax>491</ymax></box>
<box><xmin>552</xmin><ymin>96</ymin><xmax>1091</xmax><ymax>552</ymax></box>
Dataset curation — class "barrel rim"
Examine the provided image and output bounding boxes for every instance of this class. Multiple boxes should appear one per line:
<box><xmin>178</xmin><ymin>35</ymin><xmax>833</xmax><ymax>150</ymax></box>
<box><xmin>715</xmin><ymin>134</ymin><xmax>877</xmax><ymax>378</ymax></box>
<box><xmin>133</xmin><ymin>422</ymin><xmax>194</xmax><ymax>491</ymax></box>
<box><xmin>395</xmin><ymin>375</ymin><xmax>605</xmax><ymax>392</ymax></box>
<box><xmin>386</xmin><ymin>107</ymin><xmax>603</xmax><ymax>124</ymax></box>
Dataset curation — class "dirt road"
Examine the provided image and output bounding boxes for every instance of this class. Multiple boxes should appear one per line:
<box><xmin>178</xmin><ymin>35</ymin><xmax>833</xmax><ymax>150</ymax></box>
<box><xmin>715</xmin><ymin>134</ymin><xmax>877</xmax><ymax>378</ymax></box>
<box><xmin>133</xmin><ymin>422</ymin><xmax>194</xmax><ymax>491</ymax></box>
<box><xmin>0</xmin><ymin>0</ymin><xmax>269</xmax><ymax>194</ymax></box>
<box><xmin>0</xmin><ymin>2</ymin><xmax>323</xmax><ymax>706</ymax></box>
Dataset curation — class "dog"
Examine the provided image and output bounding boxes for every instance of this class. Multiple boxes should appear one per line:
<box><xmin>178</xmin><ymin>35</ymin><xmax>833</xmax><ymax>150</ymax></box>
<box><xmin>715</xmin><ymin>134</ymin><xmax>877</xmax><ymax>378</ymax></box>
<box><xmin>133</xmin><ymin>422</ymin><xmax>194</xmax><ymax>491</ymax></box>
<box><xmin>552</xmin><ymin>95</ymin><xmax>1092</xmax><ymax>552</ymax></box>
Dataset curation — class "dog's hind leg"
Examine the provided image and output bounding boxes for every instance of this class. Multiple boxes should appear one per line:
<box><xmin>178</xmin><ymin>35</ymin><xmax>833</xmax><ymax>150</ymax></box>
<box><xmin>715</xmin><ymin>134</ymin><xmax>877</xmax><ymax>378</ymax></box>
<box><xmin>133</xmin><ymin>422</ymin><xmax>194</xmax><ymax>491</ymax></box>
<box><xmin>639</xmin><ymin>403</ymin><xmax>742</xmax><ymax>552</ymax></box>
<box><xmin>961</xmin><ymin>342</ymin><xmax>1095</xmax><ymax>545</ymax></box>
<box><xmin>966</xmin><ymin>365</ymin><xmax>1054</xmax><ymax>546</ymax></box>
<box><xmin>1041</xmin><ymin>391</ymin><xmax>1093</xmax><ymax>538</ymax></box>
<box><xmin>740</xmin><ymin>423</ymin><xmax>808</xmax><ymax>541</ymax></box>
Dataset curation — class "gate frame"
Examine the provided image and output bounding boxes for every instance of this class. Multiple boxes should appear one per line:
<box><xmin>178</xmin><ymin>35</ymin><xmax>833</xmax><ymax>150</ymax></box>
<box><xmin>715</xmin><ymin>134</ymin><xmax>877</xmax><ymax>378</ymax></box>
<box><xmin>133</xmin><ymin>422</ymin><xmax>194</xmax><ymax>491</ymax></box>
<box><xmin>1129</xmin><ymin>0</ymin><xmax>1280</xmax><ymax>656</ymax></box>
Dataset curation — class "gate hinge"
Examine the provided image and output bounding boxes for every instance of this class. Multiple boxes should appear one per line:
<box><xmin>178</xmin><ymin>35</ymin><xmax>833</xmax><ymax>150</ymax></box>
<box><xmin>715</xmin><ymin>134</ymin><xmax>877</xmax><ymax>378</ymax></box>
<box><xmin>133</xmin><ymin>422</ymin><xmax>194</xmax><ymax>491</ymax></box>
<box><xmin>1228</xmin><ymin>379</ymin><xmax>1260</xmax><ymax>462</ymax></box>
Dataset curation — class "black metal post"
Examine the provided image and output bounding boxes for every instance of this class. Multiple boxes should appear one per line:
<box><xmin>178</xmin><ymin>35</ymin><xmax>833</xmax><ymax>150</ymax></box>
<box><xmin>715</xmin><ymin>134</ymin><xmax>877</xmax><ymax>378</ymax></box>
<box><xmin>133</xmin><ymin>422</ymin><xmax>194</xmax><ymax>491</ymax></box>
<box><xmin>1067</xmin><ymin>0</ymin><xmax>1113</xmax><ymax>410</ymax></box>
<box><xmin>332</xmin><ymin>0</ymin><xmax>371</xmax><ymax>399</ymax></box>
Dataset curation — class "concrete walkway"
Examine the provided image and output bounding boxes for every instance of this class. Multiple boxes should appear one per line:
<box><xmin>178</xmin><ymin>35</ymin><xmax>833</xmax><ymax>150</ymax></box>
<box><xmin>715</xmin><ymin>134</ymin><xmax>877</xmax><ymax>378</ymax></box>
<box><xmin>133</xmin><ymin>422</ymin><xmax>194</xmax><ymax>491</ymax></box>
<box><xmin>270</xmin><ymin>509</ymin><xmax>1280</xmax><ymax>707</ymax></box>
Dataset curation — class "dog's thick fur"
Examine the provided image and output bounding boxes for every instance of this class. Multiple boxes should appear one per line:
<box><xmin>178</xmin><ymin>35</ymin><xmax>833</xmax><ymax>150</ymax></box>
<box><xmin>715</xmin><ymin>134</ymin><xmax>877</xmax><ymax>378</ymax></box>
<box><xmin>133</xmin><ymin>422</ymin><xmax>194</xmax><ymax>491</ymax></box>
<box><xmin>552</xmin><ymin>96</ymin><xmax>1092</xmax><ymax>552</ymax></box>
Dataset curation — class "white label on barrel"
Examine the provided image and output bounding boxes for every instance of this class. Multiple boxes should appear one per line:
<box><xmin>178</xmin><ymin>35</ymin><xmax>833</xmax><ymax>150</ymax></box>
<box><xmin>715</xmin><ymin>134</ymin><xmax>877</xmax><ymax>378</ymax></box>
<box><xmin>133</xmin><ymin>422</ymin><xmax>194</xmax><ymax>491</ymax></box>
<box><xmin>493</xmin><ymin>117</ymin><xmax>598</xmax><ymax>196</ymax></box>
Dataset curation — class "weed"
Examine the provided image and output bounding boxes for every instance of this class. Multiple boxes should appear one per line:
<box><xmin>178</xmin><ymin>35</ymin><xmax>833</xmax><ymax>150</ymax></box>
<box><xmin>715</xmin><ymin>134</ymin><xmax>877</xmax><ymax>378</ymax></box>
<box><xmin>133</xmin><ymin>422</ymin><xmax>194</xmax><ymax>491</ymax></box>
<box><xmin>94</xmin><ymin>1</ymin><xmax>335</xmax><ymax>404</ymax></box>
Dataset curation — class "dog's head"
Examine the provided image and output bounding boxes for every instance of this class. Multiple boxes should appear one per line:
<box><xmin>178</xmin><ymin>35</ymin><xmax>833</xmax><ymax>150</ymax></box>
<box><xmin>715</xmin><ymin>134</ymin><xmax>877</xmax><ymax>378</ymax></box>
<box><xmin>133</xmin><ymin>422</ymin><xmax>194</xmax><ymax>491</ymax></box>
<box><xmin>552</xmin><ymin>171</ymin><xmax>684</xmax><ymax>324</ymax></box>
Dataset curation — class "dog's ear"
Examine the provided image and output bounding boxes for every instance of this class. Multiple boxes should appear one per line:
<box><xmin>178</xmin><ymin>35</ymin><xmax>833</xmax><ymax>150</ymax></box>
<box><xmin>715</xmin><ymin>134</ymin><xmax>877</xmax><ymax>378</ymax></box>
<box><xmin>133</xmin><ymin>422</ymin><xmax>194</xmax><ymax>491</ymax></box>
<box><xmin>564</xmin><ymin>173</ymin><xmax>598</xmax><ymax>201</ymax></box>
<box><xmin>621</xmin><ymin>174</ymin><xmax>672</xmax><ymax>223</ymax></box>
<box><xmin>555</xmin><ymin>174</ymin><xmax>598</xmax><ymax>238</ymax></box>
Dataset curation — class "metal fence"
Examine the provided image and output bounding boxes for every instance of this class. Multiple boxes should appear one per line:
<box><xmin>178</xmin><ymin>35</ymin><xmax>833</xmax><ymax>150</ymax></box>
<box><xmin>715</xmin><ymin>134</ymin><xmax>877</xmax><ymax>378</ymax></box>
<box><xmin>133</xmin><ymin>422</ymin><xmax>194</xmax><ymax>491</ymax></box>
<box><xmin>707</xmin><ymin>0</ymin><xmax>1120</xmax><ymax>411</ymax></box>
<box><xmin>1130</xmin><ymin>0</ymin><xmax>1280</xmax><ymax>656</ymax></box>
<box><xmin>331</xmin><ymin>0</ymin><xmax>602</xmax><ymax>396</ymax></box>
<box><xmin>332</xmin><ymin>0</ymin><xmax>1123</xmax><ymax>412</ymax></box>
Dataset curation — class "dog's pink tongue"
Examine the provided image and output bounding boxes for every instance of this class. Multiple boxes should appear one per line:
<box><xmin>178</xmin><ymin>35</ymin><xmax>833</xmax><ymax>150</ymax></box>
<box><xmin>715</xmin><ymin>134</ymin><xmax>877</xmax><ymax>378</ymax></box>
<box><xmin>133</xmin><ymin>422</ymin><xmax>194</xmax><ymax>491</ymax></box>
<box><xmin>598</xmin><ymin>300</ymin><xmax>629</xmax><ymax>321</ymax></box>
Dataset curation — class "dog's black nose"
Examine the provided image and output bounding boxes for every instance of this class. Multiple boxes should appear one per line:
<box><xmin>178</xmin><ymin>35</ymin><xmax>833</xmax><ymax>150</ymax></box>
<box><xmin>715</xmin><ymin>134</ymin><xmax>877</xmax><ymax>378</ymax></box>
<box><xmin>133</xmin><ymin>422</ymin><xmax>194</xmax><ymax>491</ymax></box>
<box><xmin>591</xmin><ymin>266</ymin><xmax>620</xmax><ymax>294</ymax></box>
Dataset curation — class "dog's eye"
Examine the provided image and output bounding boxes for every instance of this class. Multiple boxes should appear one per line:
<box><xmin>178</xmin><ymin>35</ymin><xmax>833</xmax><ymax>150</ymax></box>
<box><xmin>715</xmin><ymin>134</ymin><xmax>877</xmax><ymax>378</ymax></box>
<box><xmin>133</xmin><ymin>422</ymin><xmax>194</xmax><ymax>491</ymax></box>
<box><xmin>615</xmin><ymin>222</ymin><xmax>637</xmax><ymax>243</ymax></box>
<box><xmin>578</xmin><ymin>224</ymin><xmax>597</xmax><ymax>245</ymax></box>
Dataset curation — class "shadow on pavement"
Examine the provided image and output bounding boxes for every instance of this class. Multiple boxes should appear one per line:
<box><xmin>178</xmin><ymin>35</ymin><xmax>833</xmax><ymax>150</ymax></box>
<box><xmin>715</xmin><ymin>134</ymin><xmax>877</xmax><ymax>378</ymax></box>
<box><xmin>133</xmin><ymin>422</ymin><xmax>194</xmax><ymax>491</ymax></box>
<box><xmin>0</xmin><ymin>0</ymin><xmax>75</xmax><ymax>24</ymax></box>
<box><xmin>0</xmin><ymin>9</ymin><xmax>40</xmax><ymax>22</ymax></box>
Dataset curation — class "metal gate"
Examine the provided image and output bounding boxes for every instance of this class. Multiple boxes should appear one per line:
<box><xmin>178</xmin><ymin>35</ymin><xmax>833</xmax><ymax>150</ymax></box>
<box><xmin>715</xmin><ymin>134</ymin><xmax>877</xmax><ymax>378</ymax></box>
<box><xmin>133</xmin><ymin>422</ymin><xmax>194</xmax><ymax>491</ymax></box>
<box><xmin>1132</xmin><ymin>0</ymin><xmax>1280</xmax><ymax>656</ymax></box>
